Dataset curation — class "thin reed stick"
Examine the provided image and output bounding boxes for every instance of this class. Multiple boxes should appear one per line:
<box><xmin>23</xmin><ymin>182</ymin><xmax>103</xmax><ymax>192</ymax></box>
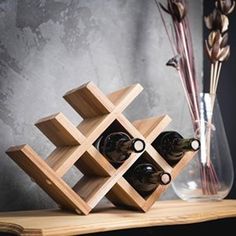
<box><xmin>178</xmin><ymin>70</ymin><xmax>195</xmax><ymax>120</ymax></box>
<box><xmin>179</xmin><ymin>23</ymin><xmax>200</xmax><ymax>121</ymax></box>
<box><xmin>155</xmin><ymin>0</ymin><xmax>176</xmax><ymax>55</ymax></box>
<box><xmin>214</xmin><ymin>62</ymin><xmax>222</xmax><ymax>93</ymax></box>
<box><xmin>210</xmin><ymin>63</ymin><xmax>214</xmax><ymax>93</ymax></box>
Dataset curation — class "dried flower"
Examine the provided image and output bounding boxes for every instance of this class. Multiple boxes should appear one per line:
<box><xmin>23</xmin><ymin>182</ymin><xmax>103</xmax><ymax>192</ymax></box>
<box><xmin>201</xmin><ymin>0</ymin><xmax>235</xmax><ymax>196</ymax></box>
<box><xmin>204</xmin><ymin>9</ymin><xmax>229</xmax><ymax>32</ymax></box>
<box><xmin>158</xmin><ymin>0</ymin><xmax>235</xmax><ymax>196</ymax></box>
<box><xmin>157</xmin><ymin>0</ymin><xmax>200</xmax><ymax>126</ymax></box>
<box><xmin>166</xmin><ymin>55</ymin><xmax>181</xmax><ymax>70</ymax></box>
<box><xmin>205</xmin><ymin>31</ymin><xmax>230</xmax><ymax>62</ymax></box>
<box><xmin>215</xmin><ymin>0</ymin><xmax>235</xmax><ymax>15</ymax></box>
<box><xmin>159</xmin><ymin>0</ymin><xmax>186</xmax><ymax>22</ymax></box>
<box><xmin>207</xmin><ymin>30</ymin><xmax>229</xmax><ymax>48</ymax></box>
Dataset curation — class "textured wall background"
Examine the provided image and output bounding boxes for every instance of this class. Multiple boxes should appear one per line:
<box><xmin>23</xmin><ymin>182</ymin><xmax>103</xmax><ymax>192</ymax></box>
<box><xmin>0</xmin><ymin>0</ymin><xmax>202</xmax><ymax>211</ymax></box>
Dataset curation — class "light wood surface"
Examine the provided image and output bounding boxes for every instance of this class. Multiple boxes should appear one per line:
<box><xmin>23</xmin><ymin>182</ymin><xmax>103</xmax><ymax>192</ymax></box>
<box><xmin>5</xmin><ymin>145</ymin><xmax>91</xmax><ymax>215</ymax></box>
<box><xmin>63</xmin><ymin>81</ymin><xmax>114</xmax><ymax>119</ymax></box>
<box><xmin>35</xmin><ymin>112</ymin><xmax>85</xmax><ymax>146</ymax></box>
<box><xmin>107</xmin><ymin>83</ymin><xmax>143</xmax><ymax>113</ymax></box>
<box><xmin>0</xmin><ymin>200</ymin><xmax>236</xmax><ymax>236</ymax></box>
<box><xmin>133</xmin><ymin>115</ymin><xmax>172</xmax><ymax>143</ymax></box>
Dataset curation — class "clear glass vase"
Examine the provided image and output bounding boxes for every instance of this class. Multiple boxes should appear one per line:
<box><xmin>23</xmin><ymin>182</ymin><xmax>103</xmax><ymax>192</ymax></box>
<box><xmin>172</xmin><ymin>93</ymin><xmax>234</xmax><ymax>201</ymax></box>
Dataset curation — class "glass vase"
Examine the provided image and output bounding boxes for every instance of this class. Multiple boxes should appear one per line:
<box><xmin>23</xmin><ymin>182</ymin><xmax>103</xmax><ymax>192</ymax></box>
<box><xmin>172</xmin><ymin>93</ymin><xmax>234</xmax><ymax>201</ymax></box>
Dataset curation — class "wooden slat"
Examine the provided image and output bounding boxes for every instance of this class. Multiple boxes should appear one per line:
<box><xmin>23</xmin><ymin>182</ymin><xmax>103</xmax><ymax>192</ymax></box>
<box><xmin>106</xmin><ymin>177</ymin><xmax>146</xmax><ymax>211</ymax></box>
<box><xmin>106</xmin><ymin>148</ymin><xmax>172</xmax><ymax>212</ymax></box>
<box><xmin>77</xmin><ymin>114</ymin><xmax>115</xmax><ymax>145</ymax></box>
<box><xmin>5</xmin><ymin>145</ymin><xmax>91</xmax><ymax>215</ymax></box>
<box><xmin>73</xmin><ymin>176</ymin><xmax>110</xmax><ymax>205</ymax></box>
<box><xmin>1</xmin><ymin>200</ymin><xmax>236</xmax><ymax>236</ymax></box>
<box><xmin>35</xmin><ymin>112</ymin><xmax>84</xmax><ymax>146</ymax></box>
<box><xmin>45</xmin><ymin>132</ymin><xmax>118</xmax><ymax>178</ymax></box>
<box><xmin>63</xmin><ymin>81</ymin><xmax>114</xmax><ymax>119</ymax></box>
<box><xmin>142</xmin><ymin>185</ymin><xmax>170</xmax><ymax>212</ymax></box>
<box><xmin>107</xmin><ymin>83</ymin><xmax>143</xmax><ymax>113</ymax></box>
<box><xmin>46</xmin><ymin>146</ymin><xmax>86</xmax><ymax>177</ymax></box>
<box><xmin>171</xmin><ymin>150</ymin><xmax>198</xmax><ymax>179</ymax></box>
<box><xmin>77</xmin><ymin>115</ymin><xmax>108</xmax><ymax>137</ymax></box>
<box><xmin>145</xmin><ymin>144</ymin><xmax>173</xmax><ymax>173</ymax></box>
<box><xmin>116</xmin><ymin>114</ymin><xmax>146</xmax><ymax>141</ymax></box>
<box><xmin>75</xmin><ymin>148</ymin><xmax>143</xmax><ymax>208</ymax></box>
<box><xmin>132</xmin><ymin>115</ymin><xmax>172</xmax><ymax>143</ymax></box>
<box><xmin>75</xmin><ymin>146</ymin><xmax>115</xmax><ymax>177</ymax></box>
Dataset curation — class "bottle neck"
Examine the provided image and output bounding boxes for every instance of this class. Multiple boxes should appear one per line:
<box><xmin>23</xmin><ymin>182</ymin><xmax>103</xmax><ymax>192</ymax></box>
<box><xmin>148</xmin><ymin>171</ymin><xmax>171</xmax><ymax>185</ymax></box>
<box><xmin>118</xmin><ymin>138</ymin><xmax>145</xmax><ymax>153</ymax></box>
<box><xmin>173</xmin><ymin>138</ymin><xmax>200</xmax><ymax>152</ymax></box>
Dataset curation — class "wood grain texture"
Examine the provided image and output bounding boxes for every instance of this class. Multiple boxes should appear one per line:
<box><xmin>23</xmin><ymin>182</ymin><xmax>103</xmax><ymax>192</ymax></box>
<box><xmin>74</xmin><ymin>149</ymin><xmax>113</xmax><ymax>177</ymax></box>
<box><xmin>77</xmin><ymin>115</ymin><xmax>110</xmax><ymax>138</ymax></box>
<box><xmin>106</xmin><ymin>177</ymin><xmax>146</xmax><ymax>211</ymax></box>
<box><xmin>35</xmin><ymin>112</ymin><xmax>84</xmax><ymax>146</ymax></box>
<box><xmin>170</xmin><ymin>150</ymin><xmax>198</xmax><ymax>179</ymax></box>
<box><xmin>0</xmin><ymin>200</ymin><xmax>236</xmax><ymax>236</ymax></box>
<box><xmin>5</xmin><ymin>145</ymin><xmax>91</xmax><ymax>215</ymax></box>
<box><xmin>4</xmin><ymin>81</ymin><xmax>199</xmax><ymax>215</ymax></box>
<box><xmin>63</xmin><ymin>81</ymin><xmax>114</xmax><ymax>118</ymax></box>
<box><xmin>145</xmin><ymin>144</ymin><xmax>173</xmax><ymax>173</ymax></box>
<box><xmin>73</xmin><ymin>176</ymin><xmax>110</xmax><ymax>205</ymax></box>
<box><xmin>46</xmin><ymin>146</ymin><xmax>82</xmax><ymax>177</ymax></box>
<box><xmin>107</xmin><ymin>83</ymin><xmax>143</xmax><ymax>113</ymax></box>
<box><xmin>133</xmin><ymin>115</ymin><xmax>172</xmax><ymax>143</ymax></box>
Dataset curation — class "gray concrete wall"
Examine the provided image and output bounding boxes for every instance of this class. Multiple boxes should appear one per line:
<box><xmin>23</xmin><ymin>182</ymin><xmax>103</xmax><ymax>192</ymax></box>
<box><xmin>0</xmin><ymin>0</ymin><xmax>202</xmax><ymax>211</ymax></box>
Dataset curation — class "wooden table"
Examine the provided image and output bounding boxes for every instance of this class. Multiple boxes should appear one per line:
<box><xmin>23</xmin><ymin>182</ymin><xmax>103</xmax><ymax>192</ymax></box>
<box><xmin>0</xmin><ymin>200</ymin><xmax>236</xmax><ymax>236</ymax></box>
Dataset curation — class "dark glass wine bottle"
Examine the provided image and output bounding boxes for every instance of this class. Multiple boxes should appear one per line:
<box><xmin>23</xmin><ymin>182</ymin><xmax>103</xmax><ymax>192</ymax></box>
<box><xmin>95</xmin><ymin>131</ymin><xmax>145</xmax><ymax>165</ymax></box>
<box><xmin>153</xmin><ymin>131</ymin><xmax>200</xmax><ymax>166</ymax></box>
<box><xmin>125</xmin><ymin>162</ymin><xmax>171</xmax><ymax>197</ymax></box>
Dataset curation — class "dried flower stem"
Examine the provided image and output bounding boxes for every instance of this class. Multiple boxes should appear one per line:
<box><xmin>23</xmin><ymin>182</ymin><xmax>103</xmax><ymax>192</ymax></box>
<box><xmin>156</xmin><ymin>1</ymin><xmax>176</xmax><ymax>55</ymax></box>
<box><xmin>215</xmin><ymin>63</ymin><xmax>222</xmax><ymax>91</ymax></box>
<box><xmin>200</xmin><ymin>160</ymin><xmax>220</xmax><ymax>194</ymax></box>
<box><xmin>210</xmin><ymin>63</ymin><xmax>214</xmax><ymax>93</ymax></box>
<box><xmin>178</xmin><ymin>70</ymin><xmax>195</xmax><ymax>119</ymax></box>
<box><xmin>179</xmin><ymin>22</ymin><xmax>200</xmax><ymax>122</ymax></box>
<box><xmin>212</xmin><ymin>62</ymin><xmax>222</xmax><ymax>94</ymax></box>
<box><xmin>157</xmin><ymin>0</ymin><xmax>200</xmax><ymax>125</ymax></box>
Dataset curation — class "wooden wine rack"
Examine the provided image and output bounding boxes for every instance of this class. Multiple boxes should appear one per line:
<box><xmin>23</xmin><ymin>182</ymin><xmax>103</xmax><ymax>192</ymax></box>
<box><xmin>6</xmin><ymin>81</ymin><xmax>197</xmax><ymax>215</ymax></box>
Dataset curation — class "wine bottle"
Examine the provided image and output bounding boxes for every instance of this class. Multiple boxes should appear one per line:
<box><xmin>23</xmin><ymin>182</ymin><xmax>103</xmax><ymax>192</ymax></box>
<box><xmin>95</xmin><ymin>131</ymin><xmax>145</xmax><ymax>165</ymax></box>
<box><xmin>125</xmin><ymin>162</ymin><xmax>171</xmax><ymax>197</ymax></box>
<box><xmin>153</xmin><ymin>131</ymin><xmax>200</xmax><ymax>166</ymax></box>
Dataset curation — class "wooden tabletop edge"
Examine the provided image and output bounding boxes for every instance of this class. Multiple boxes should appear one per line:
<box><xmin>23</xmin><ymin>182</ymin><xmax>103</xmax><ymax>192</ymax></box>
<box><xmin>0</xmin><ymin>200</ymin><xmax>236</xmax><ymax>236</ymax></box>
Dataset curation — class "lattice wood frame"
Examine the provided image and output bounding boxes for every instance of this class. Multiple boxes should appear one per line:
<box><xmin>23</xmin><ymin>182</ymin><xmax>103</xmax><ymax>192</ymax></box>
<box><xmin>6</xmin><ymin>81</ymin><xmax>197</xmax><ymax>215</ymax></box>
